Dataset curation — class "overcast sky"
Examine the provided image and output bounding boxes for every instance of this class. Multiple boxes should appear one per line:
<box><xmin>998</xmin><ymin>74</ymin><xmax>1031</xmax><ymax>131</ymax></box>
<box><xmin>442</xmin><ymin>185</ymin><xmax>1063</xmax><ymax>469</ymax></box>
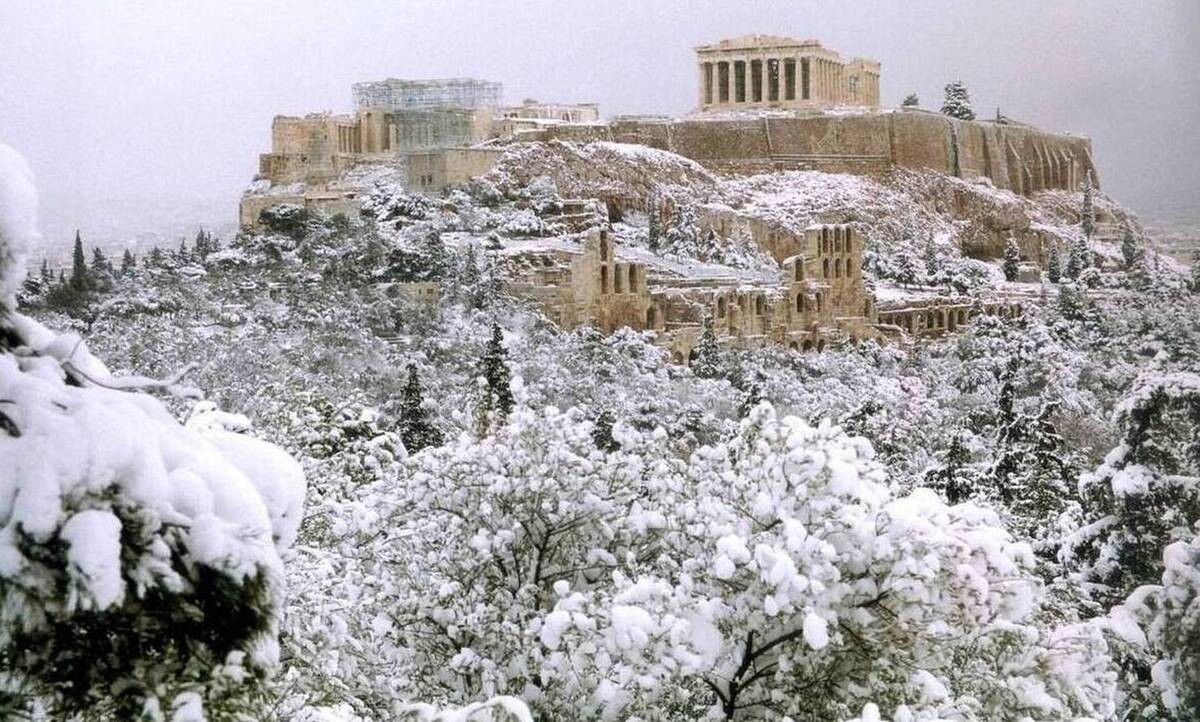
<box><xmin>2</xmin><ymin>0</ymin><xmax>1197</xmax><ymax>251</ymax></box>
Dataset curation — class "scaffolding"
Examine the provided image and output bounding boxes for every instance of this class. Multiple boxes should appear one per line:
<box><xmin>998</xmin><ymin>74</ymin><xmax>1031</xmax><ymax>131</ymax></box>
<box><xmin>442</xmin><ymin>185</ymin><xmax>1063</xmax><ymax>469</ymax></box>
<box><xmin>352</xmin><ymin>77</ymin><xmax>503</xmax><ymax>111</ymax></box>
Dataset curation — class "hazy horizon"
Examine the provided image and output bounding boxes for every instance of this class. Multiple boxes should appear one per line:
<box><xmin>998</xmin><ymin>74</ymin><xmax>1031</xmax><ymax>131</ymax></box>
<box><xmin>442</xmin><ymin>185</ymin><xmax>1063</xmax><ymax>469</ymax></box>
<box><xmin>2</xmin><ymin>0</ymin><xmax>1198</xmax><ymax>257</ymax></box>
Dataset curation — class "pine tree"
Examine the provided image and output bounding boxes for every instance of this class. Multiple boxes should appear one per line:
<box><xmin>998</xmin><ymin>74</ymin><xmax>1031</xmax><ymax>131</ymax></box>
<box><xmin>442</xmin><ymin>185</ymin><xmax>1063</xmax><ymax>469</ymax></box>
<box><xmin>69</xmin><ymin>231</ymin><xmax>89</xmax><ymax>292</ymax></box>
<box><xmin>90</xmin><ymin>247</ymin><xmax>110</xmax><ymax>274</ymax></box>
<box><xmin>647</xmin><ymin>198</ymin><xmax>662</xmax><ymax>253</ymax></box>
<box><xmin>177</xmin><ymin>238</ymin><xmax>190</xmax><ymax>265</ymax></box>
<box><xmin>193</xmin><ymin>230</ymin><xmax>210</xmax><ymax>261</ymax></box>
<box><xmin>923</xmin><ymin>430</ymin><xmax>977</xmax><ymax>505</ymax></box>
<box><xmin>901</xmin><ymin>93</ymin><xmax>919</xmax><ymax>108</ymax></box>
<box><xmin>1045</xmin><ymin>243</ymin><xmax>1061</xmax><ymax>283</ymax></box>
<box><xmin>1191</xmin><ymin>251</ymin><xmax>1200</xmax><ymax>293</ymax></box>
<box><xmin>923</xmin><ymin>239</ymin><xmax>940</xmax><ymax>281</ymax></box>
<box><xmin>690</xmin><ymin>314</ymin><xmax>723</xmax><ymax>379</ymax></box>
<box><xmin>940</xmin><ymin>81</ymin><xmax>975</xmax><ymax>120</ymax></box>
<box><xmin>1002</xmin><ymin>238</ymin><xmax>1021</xmax><ymax>282</ymax></box>
<box><xmin>147</xmin><ymin>246</ymin><xmax>165</xmax><ymax>268</ymax></box>
<box><xmin>477</xmin><ymin>323</ymin><xmax>514</xmax><ymax>424</ymax></box>
<box><xmin>121</xmin><ymin>249</ymin><xmax>136</xmax><ymax>275</ymax></box>
<box><xmin>592</xmin><ymin>409</ymin><xmax>619</xmax><ymax>452</ymax></box>
<box><xmin>39</xmin><ymin>258</ymin><xmax>51</xmax><ymax>281</ymax></box>
<box><xmin>1057</xmin><ymin>281</ymin><xmax>1086</xmax><ymax>320</ymax></box>
<box><xmin>1065</xmin><ymin>234</ymin><xmax>1088</xmax><ymax>280</ymax></box>
<box><xmin>398</xmin><ymin>364</ymin><xmax>443</xmax><ymax>454</ymax></box>
<box><xmin>1080</xmin><ymin>176</ymin><xmax>1096</xmax><ymax>240</ymax></box>
<box><xmin>1120</xmin><ymin>225</ymin><xmax>1138</xmax><ymax>270</ymax></box>
<box><xmin>663</xmin><ymin>204</ymin><xmax>700</xmax><ymax>257</ymax></box>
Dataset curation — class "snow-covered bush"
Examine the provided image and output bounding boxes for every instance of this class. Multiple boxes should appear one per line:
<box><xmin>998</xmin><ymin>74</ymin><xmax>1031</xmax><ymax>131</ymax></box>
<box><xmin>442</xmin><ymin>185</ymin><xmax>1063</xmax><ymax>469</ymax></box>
<box><xmin>0</xmin><ymin>144</ymin><xmax>306</xmax><ymax>721</ymax></box>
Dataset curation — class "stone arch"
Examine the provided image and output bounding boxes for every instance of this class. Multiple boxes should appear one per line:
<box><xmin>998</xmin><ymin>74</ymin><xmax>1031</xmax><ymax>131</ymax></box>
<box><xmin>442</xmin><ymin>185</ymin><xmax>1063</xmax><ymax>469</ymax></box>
<box><xmin>628</xmin><ymin>266</ymin><xmax>638</xmax><ymax>292</ymax></box>
<box><xmin>823</xmin><ymin>259</ymin><xmax>830</xmax><ymax>278</ymax></box>
<box><xmin>717</xmin><ymin>296</ymin><xmax>727</xmax><ymax>318</ymax></box>
<box><xmin>796</xmin><ymin>294</ymin><xmax>805</xmax><ymax>313</ymax></box>
<box><xmin>815</xmin><ymin>294</ymin><xmax>822</xmax><ymax>313</ymax></box>
<box><xmin>794</xmin><ymin>262</ymin><xmax>803</xmax><ymax>281</ymax></box>
<box><xmin>671</xmin><ymin>350</ymin><xmax>684</xmax><ymax>364</ymax></box>
<box><xmin>802</xmin><ymin>339</ymin><xmax>814</xmax><ymax>352</ymax></box>
<box><xmin>789</xmin><ymin>341</ymin><xmax>799</xmax><ymax>351</ymax></box>
<box><xmin>600</xmin><ymin>265</ymin><xmax>609</xmax><ymax>294</ymax></box>
<box><xmin>646</xmin><ymin>306</ymin><xmax>658</xmax><ymax>328</ymax></box>
<box><xmin>834</xmin><ymin>258</ymin><xmax>842</xmax><ymax>278</ymax></box>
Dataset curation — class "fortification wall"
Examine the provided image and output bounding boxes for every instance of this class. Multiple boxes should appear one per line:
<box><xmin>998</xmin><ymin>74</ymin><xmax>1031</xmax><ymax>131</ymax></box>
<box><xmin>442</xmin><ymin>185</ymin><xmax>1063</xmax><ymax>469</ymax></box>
<box><xmin>538</xmin><ymin>110</ymin><xmax>1096</xmax><ymax>195</ymax></box>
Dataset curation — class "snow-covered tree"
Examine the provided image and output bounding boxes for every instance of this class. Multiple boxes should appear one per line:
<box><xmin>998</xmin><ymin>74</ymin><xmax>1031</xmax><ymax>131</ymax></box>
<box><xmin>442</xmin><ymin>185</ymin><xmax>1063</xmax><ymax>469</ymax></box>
<box><xmin>922</xmin><ymin>428</ymin><xmax>978</xmax><ymax>504</ymax></box>
<box><xmin>0</xmin><ymin>143</ymin><xmax>307</xmax><ymax>721</ymax></box>
<box><xmin>1120</xmin><ymin>528</ymin><xmax>1200</xmax><ymax>718</ymax></box>
<box><xmin>1191</xmin><ymin>251</ymin><xmax>1200</xmax><ymax>293</ymax></box>
<box><xmin>1081</xmin><ymin>176</ymin><xmax>1096</xmax><ymax>240</ymax></box>
<box><xmin>399</xmin><ymin>363</ymin><xmax>444</xmax><ymax>454</ymax></box>
<box><xmin>121</xmin><ymin>247</ymin><xmax>137</xmax><ymax>275</ymax></box>
<box><xmin>901</xmin><ymin>93</ymin><xmax>919</xmax><ymax>108</ymax></box>
<box><xmin>1121</xmin><ymin>225</ymin><xmax>1138</xmax><ymax>270</ymax></box>
<box><xmin>476</xmin><ymin>323</ymin><xmax>515</xmax><ymax>429</ymax></box>
<box><xmin>69</xmin><ymin>229</ymin><xmax>88</xmax><ymax>292</ymax></box>
<box><xmin>1065</xmin><ymin>234</ymin><xmax>1088</xmax><ymax>280</ymax></box>
<box><xmin>690</xmin><ymin>313</ymin><xmax>723</xmax><ymax>379</ymax></box>
<box><xmin>1046</xmin><ymin>243</ymin><xmax>1062</xmax><ymax>283</ymax></box>
<box><xmin>1002</xmin><ymin>237</ymin><xmax>1021</xmax><ymax>281</ymax></box>
<box><xmin>940</xmin><ymin>81</ymin><xmax>975</xmax><ymax>120</ymax></box>
<box><xmin>1063</xmin><ymin>371</ymin><xmax>1200</xmax><ymax>606</ymax></box>
<box><xmin>647</xmin><ymin>197</ymin><xmax>662</xmax><ymax>253</ymax></box>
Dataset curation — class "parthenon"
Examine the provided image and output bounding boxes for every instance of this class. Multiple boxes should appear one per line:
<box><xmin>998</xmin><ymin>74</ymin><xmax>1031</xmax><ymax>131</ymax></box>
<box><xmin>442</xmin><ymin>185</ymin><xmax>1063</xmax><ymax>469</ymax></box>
<box><xmin>696</xmin><ymin>34</ymin><xmax>880</xmax><ymax>111</ymax></box>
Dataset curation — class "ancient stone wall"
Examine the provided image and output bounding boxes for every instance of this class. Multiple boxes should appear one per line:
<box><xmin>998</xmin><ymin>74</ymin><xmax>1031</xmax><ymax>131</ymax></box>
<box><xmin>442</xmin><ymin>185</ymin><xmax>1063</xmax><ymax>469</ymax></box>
<box><xmin>538</xmin><ymin>109</ymin><xmax>1097</xmax><ymax>195</ymax></box>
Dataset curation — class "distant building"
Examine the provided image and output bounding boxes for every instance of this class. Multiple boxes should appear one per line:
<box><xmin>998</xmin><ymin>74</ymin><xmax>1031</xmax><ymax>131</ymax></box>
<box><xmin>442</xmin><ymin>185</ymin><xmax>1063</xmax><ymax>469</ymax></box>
<box><xmin>695</xmin><ymin>34</ymin><xmax>881</xmax><ymax>111</ymax></box>
<box><xmin>352</xmin><ymin>77</ymin><xmax>502</xmax><ymax>111</ymax></box>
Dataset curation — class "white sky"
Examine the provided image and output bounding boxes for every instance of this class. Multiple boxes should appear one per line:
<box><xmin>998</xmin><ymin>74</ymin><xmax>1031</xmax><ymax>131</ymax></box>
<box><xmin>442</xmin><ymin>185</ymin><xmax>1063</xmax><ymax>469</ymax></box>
<box><xmin>1</xmin><ymin>0</ymin><xmax>1197</xmax><ymax>252</ymax></box>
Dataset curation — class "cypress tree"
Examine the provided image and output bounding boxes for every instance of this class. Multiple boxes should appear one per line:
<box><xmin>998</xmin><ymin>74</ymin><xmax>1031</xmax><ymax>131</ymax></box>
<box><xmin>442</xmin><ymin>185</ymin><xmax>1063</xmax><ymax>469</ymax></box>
<box><xmin>40</xmin><ymin>258</ymin><xmax>51</xmax><ymax>281</ymax></box>
<box><xmin>1065</xmin><ymin>235</ymin><xmax>1088</xmax><ymax>280</ymax></box>
<box><xmin>1002</xmin><ymin>238</ymin><xmax>1021</xmax><ymax>282</ymax></box>
<box><xmin>690</xmin><ymin>314</ymin><xmax>723</xmax><ymax>379</ymax></box>
<box><xmin>647</xmin><ymin>198</ymin><xmax>662</xmax><ymax>254</ymax></box>
<box><xmin>1080</xmin><ymin>176</ymin><xmax>1096</xmax><ymax>240</ymax></box>
<box><xmin>69</xmin><ymin>231</ymin><xmax>89</xmax><ymax>292</ymax></box>
<box><xmin>147</xmin><ymin>246</ymin><xmax>165</xmax><ymax>268</ymax></box>
<box><xmin>121</xmin><ymin>249</ymin><xmax>136</xmax><ymax>275</ymax></box>
<box><xmin>1120</xmin><ymin>225</ymin><xmax>1138</xmax><ymax>270</ymax></box>
<box><xmin>479</xmin><ymin>323</ymin><xmax>514</xmax><ymax>421</ymax></box>
<box><xmin>90</xmin><ymin>247</ymin><xmax>110</xmax><ymax>274</ymax></box>
<box><xmin>398</xmin><ymin>364</ymin><xmax>443</xmax><ymax>454</ymax></box>
<box><xmin>1046</xmin><ymin>243</ymin><xmax>1061</xmax><ymax>283</ymax></box>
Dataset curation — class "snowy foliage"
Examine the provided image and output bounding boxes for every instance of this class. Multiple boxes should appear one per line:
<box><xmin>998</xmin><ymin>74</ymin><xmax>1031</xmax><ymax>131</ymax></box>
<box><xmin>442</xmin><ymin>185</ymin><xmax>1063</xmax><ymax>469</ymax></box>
<box><xmin>0</xmin><ymin>147</ymin><xmax>307</xmax><ymax>721</ymax></box>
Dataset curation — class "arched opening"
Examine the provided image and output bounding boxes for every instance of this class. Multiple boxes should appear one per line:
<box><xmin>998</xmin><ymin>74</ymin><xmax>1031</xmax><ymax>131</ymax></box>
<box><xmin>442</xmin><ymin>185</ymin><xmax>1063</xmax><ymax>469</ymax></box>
<box><xmin>600</xmin><ymin>265</ymin><xmax>609</xmax><ymax>294</ymax></box>
<box><xmin>802</xmin><ymin>340</ymin><xmax>814</xmax><ymax>352</ymax></box>
<box><xmin>834</xmin><ymin>259</ymin><xmax>842</xmax><ymax>278</ymax></box>
<box><xmin>789</xmin><ymin>341</ymin><xmax>799</xmax><ymax>351</ymax></box>
<box><xmin>796</xmin><ymin>294</ymin><xmax>805</xmax><ymax>313</ymax></box>
<box><xmin>823</xmin><ymin>259</ymin><xmax>830</xmax><ymax>278</ymax></box>
<box><xmin>815</xmin><ymin>294</ymin><xmax>822</xmax><ymax>313</ymax></box>
<box><xmin>755</xmin><ymin>296</ymin><xmax>765</xmax><ymax>315</ymax></box>
<box><xmin>628</xmin><ymin>266</ymin><xmax>638</xmax><ymax>292</ymax></box>
<box><xmin>816</xmin><ymin>340</ymin><xmax>826</xmax><ymax>353</ymax></box>
<box><xmin>671</xmin><ymin>350</ymin><xmax>684</xmax><ymax>364</ymax></box>
<box><xmin>717</xmin><ymin>296</ymin><xmax>727</xmax><ymax>318</ymax></box>
<box><xmin>646</xmin><ymin>306</ymin><xmax>658</xmax><ymax>328</ymax></box>
<box><xmin>794</xmin><ymin>262</ymin><xmax>803</xmax><ymax>281</ymax></box>
<box><xmin>948</xmin><ymin>311</ymin><xmax>957</xmax><ymax>331</ymax></box>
